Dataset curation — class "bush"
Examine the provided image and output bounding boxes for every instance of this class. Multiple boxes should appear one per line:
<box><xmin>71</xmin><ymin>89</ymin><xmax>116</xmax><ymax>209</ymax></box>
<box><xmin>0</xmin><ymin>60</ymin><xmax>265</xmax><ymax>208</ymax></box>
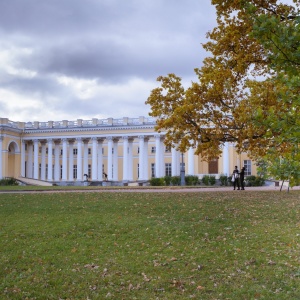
<box><xmin>185</xmin><ymin>175</ymin><xmax>199</xmax><ymax>186</ymax></box>
<box><xmin>149</xmin><ymin>177</ymin><xmax>165</xmax><ymax>186</ymax></box>
<box><xmin>202</xmin><ymin>175</ymin><xmax>210</xmax><ymax>186</ymax></box>
<box><xmin>208</xmin><ymin>175</ymin><xmax>216</xmax><ymax>186</ymax></box>
<box><xmin>245</xmin><ymin>176</ymin><xmax>265</xmax><ymax>187</ymax></box>
<box><xmin>170</xmin><ymin>176</ymin><xmax>181</xmax><ymax>186</ymax></box>
<box><xmin>219</xmin><ymin>174</ymin><xmax>228</xmax><ymax>186</ymax></box>
<box><xmin>164</xmin><ymin>176</ymin><xmax>172</xmax><ymax>186</ymax></box>
<box><xmin>0</xmin><ymin>177</ymin><xmax>19</xmax><ymax>186</ymax></box>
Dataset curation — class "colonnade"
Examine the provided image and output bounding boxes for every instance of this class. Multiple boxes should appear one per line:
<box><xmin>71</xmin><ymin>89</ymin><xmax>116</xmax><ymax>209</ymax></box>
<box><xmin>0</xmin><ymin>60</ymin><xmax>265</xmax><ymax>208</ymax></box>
<box><xmin>21</xmin><ymin>135</ymin><xmax>186</xmax><ymax>182</ymax></box>
<box><xmin>0</xmin><ymin>134</ymin><xmax>232</xmax><ymax>181</ymax></box>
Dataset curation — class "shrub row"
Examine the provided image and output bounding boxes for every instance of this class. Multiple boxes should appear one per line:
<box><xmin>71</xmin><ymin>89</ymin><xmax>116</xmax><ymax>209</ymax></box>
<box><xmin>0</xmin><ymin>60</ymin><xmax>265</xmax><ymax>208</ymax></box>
<box><xmin>0</xmin><ymin>177</ymin><xmax>19</xmax><ymax>186</ymax></box>
<box><xmin>149</xmin><ymin>175</ymin><xmax>265</xmax><ymax>187</ymax></box>
<box><xmin>150</xmin><ymin>175</ymin><xmax>213</xmax><ymax>186</ymax></box>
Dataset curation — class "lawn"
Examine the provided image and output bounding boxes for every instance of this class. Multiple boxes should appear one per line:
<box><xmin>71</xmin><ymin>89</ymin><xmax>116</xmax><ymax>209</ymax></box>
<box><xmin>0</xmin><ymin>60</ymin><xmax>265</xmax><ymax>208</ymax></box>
<box><xmin>1</xmin><ymin>190</ymin><xmax>300</xmax><ymax>299</ymax></box>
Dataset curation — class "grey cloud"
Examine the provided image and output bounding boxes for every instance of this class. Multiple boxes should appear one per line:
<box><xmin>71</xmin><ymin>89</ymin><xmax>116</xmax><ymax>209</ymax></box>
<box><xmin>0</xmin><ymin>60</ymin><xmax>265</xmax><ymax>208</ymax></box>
<box><xmin>0</xmin><ymin>0</ymin><xmax>217</xmax><ymax>121</ymax></box>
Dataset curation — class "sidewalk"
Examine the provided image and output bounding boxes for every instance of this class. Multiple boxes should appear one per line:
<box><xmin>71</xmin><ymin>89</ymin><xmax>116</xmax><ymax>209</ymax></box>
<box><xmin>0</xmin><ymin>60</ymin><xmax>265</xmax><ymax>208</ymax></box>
<box><xmin>0</xmin><ymin>185</ymin><xmax>299</xmax><ymax>194</ymax></box>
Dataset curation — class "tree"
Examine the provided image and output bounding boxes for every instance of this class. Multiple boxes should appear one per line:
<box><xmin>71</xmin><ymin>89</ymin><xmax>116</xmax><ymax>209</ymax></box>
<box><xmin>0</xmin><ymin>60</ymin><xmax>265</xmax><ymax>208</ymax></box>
<box><xmin>146</xmin><ymin>0</ymin><xmax>300</xmax><ymax>169</ymax></box>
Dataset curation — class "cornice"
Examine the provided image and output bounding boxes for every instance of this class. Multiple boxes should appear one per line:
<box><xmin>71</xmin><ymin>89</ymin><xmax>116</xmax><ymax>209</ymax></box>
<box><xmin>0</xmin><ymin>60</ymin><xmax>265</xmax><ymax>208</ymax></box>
<box><xmin>23</xmin><ymin>124</ymin><xmax>156</xmax><ymax>134</ymax></box>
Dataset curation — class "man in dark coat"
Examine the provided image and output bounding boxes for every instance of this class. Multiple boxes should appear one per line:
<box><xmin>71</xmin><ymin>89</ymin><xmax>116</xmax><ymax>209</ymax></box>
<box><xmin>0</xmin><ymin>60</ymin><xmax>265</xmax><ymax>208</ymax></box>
<box><xmin>240</xmin><ymin>167</ymin><xmax>245</xmax><ymax>190</ymax></box>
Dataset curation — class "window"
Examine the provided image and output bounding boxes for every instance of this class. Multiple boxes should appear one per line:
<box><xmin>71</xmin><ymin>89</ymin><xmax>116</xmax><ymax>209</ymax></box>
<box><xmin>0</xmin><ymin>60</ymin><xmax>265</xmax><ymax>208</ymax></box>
<box><xmin>137</xmin><ymin>163</ymin><xmax>139</xmax><ymax>178</ymax></box>
<box><xmin>88</xmin><ymin>148</ymin><xmax>91</xmax><ymax>155</ymax></box>
<box><xmin>151</xmin><ymin>163</ymin><xmax>155</xmax><ymax>177</ymax></box>
<box><xmin>151</xmin><ymin>147</ymin><xmax>156</xmax><ymax>153</ymax></box>
<box><xmin>165</xmin><ymin>163</ymin><xmax>171</xmax><ymax>176</ymax></box>
<box><xmin>88</xmin><ymin>164</ymin><xmax>91</xmax><ymax>178</ymax></box>
<box><xmin>73</xmin><ymin>165</ymin><xmax>77</xmax><ymax>179</ymax></box>
<box><xmin>137</xmin><ymin>147</ymin><xmax>139</xmax><ymax>154</ymax></box>
<box><xmin>73</xmin><ymin>148</ymin><xmax>78</xmax><ymax>155</ymax></box>
<box><xmin>244</xmin><ymin>160</ymin><xmax>252</xmax><ymax>176</ymax></box>
<box><xmin>165</xmin><ymin>146</ymin><xmax>171</xmax><ymax>153</ymax></box>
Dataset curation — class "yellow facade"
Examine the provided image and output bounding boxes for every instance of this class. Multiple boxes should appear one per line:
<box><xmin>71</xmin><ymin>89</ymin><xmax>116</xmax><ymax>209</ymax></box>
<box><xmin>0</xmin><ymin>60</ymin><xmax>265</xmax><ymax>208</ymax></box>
<box><xmin>0</xmin><ymin>117</ymin><xmax>256</xmax><ymax>184</ymax></box>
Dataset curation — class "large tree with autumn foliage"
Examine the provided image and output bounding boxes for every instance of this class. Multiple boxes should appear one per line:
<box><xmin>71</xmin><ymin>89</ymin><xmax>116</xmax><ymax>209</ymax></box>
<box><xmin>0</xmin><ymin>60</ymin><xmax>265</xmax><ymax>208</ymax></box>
<box><xmin>146</xmin><ymin>0</ymin><xmax>300</xmax><ymax>183</ymax></box>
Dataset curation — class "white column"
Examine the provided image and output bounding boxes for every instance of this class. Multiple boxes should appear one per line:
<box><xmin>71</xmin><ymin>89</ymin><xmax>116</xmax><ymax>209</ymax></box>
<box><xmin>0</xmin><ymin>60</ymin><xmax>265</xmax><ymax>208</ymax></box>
<box><xmin>33</xmin><ymin>139</ymin><xmax>39</xmax><ymax>179</ymax></box>
<box><xmin>27</xmin><ymin>142</ymin><xmax>33</xmax><ymax>178</ymax></box>
<box><xmin>92</xmin><ymin>137</ymin><xmax>98</xmax><ymax>180</ymax></box>
<box><xmin>188</xmin><ymin>147</ymin><xmax>195</xmax><ymax>175</ymax></box>
<box><xmin>47</xmin><ymin>139</ymin><xmax>53</xmax><ymax>181</ymax></box>
<box><xmin>68</xmin><ymin>140</ymin><xmax>74</xmax><ymax>181</ymax></box>
<box><xmin>0</xmin><ymin>136</ymin><xmax>3</xmax><ymax>179</ymax></box>
<box><xmin>144</xmin><ymin>137</ymin><xmax>149</xmax><ymax>180</ymax></box>
<box><xmin>21</xmin><ymin>140</ymin><xmax>26</xmax><ymax>177</ymax></box>
<box><xmin>155</xmin><ymin>135</ymin><xmax>162</xmax><ymax>178</ymax></box>
<box><xmin>62</xmin><ymin>138</ymin><xmax>68</xmax><ymax>180</ymax></box>
<box><xmin>113</xmin><ymin>138</ymin><xmax>119</xmax><ymax>181</ymax></box>
<box><xmin>41</xmin><ymin>141</ymin><xmax>46</xmax><ymax>180</ymax></box>
<box><xmin>77</xmin><ymin>138</ymin><xmax>83</xmax><ymax>181</ymax></box>
<box><xmin>171</xmin><ymin>147</ymin><xmax>180</xmax><ymax>176</ymax></box>
<box><xmin>107</xmin><ymin>137</ymin><xmax>113</xmax><ymax>180</ymax></box>
<box><xmin>222</xmin><ymin>142</ymin><xmax>230</xmax><ymax>176</ymax></box>
<box><xmin>138</xmin><ymin>136</ymin><xmax>145</xmax><ymax>180</ymax></box>
<box><xmin>83</xmin><ymin>139</ymin><xmax>89</xmax><ymax>177</ymax></box>
<box><xmin>97</xmin><ymin>139</ymin><xmax>104</xmax><ymax>180</ymax></box>
<box><xmin>128</xmin><ymin>138</ymin><xmax>133</xmax><ymax>181</ymax></box>
<box><xmin>122</xmin><ymin>136</ymin><xmax>129</xmax><ymax>181</ymax></box>
<box><xmin>54</xmin><ymin>141</ymin><xmax>60</xmax><ymax>181</ymax></box>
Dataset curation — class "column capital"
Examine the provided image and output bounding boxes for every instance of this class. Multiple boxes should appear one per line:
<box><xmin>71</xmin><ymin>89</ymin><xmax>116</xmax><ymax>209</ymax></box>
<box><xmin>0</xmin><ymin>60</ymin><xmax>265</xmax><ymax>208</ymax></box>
<box><xmin>39</xmin><ymin>139</ymin><xmax>47</xmax><ymax>145</ymax></box>
<box><xmin>154</xmin><ymin>134</ymin><xmax>164</xmax><ymax>140</ymax></box>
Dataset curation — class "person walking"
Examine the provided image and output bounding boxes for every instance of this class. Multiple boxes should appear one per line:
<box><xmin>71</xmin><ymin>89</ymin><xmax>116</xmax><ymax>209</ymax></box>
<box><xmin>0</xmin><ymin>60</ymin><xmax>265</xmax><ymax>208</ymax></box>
<box><xmin>240</xmin><ymin>167</ymin><xmax>245</xmax><ymax>190</ymax></box>
<box><xmin>103</xmin><ymin>172</ymin><xmax>108</xmax><ymax>181</ymax></box>
<box><xmin>232</xmin><ymin>166</ymin><xmax>240</xmax><ymax>190</ymax></box>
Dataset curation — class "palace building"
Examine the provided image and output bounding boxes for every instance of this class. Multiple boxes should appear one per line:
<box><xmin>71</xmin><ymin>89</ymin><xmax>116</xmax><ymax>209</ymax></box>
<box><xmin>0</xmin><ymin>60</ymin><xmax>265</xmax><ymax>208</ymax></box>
<box><xmin>0</xmin><ymin>116</ymin><xmax>257</xmax><ymax>185</ymax></box>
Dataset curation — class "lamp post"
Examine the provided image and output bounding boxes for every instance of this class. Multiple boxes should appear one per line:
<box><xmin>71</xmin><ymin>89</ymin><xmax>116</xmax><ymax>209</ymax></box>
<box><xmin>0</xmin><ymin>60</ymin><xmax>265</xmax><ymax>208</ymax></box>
<box><xmin>180</xmin><ymin>152</ymin><xmax>185</xmax><ymax>186</ymax></box>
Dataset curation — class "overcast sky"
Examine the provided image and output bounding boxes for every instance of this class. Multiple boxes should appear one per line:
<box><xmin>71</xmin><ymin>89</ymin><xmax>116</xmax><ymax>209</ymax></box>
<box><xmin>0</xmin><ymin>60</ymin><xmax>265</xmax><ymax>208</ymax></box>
<box><xmin>0</xmin><ymin>0</ymin><xmax>217</xmax><ymax>122</ymax></box>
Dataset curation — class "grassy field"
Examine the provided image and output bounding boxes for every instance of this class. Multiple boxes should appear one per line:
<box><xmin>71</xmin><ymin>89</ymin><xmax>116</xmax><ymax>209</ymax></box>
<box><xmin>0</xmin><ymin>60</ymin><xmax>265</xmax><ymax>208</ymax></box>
<box><xmin>1</xmin><ymin>190</ymin><xmax>300</xmax><ymax>299</ymax></box>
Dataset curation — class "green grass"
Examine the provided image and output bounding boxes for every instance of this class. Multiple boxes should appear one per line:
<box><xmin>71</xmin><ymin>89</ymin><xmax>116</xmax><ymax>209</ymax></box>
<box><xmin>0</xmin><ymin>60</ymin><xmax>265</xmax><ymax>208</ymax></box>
<box><xmin>1</xmin><ymin>191</ymin><xmax>300</xmax><ymax>299</ymax></box>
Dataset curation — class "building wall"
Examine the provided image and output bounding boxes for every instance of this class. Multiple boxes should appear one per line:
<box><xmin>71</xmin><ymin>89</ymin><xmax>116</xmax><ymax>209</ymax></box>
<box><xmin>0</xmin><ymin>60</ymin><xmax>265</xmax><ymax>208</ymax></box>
<box><xmin>0</xmin><ymin>117</ymin><xmax>256</xmax><ymax>181</ymax></box>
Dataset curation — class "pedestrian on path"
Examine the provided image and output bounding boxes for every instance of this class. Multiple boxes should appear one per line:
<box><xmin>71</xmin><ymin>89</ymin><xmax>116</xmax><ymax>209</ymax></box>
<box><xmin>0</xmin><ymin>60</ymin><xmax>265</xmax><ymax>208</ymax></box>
<box><xmin>240</xmin><ymin>167</ymin><xmax>245</xmax><ymax>190</ymax></box>
<box><xmin>232</xmin><ymin>166</ymin><xmax>240</xmax><ymax>190</ymax></box>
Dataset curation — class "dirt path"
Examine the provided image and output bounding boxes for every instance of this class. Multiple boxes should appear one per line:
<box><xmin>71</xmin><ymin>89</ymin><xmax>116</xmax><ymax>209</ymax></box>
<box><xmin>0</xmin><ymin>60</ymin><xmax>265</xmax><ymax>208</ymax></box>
<box><xmin>0</xmin><ymin>185</ymin><xmax>299</xmax><ymax>194</ymax></box>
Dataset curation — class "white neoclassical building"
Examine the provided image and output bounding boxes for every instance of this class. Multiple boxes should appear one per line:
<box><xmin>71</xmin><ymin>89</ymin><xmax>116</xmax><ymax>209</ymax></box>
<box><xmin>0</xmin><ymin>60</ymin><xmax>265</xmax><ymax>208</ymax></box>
<box><xmin>0</xmin><ymin>116</ymin><xmax>257</xmax><ymax>185</ymax></box>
